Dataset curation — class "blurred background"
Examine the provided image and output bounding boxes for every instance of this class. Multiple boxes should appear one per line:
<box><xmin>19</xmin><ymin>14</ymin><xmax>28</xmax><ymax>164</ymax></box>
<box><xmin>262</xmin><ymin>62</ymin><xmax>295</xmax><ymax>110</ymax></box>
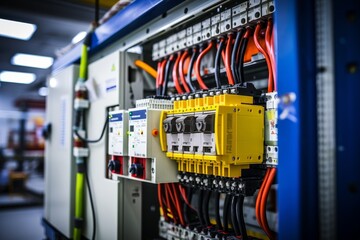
<box><xmin>0</xmin><ymin>1</ymin><xmax>117</xmax><ymax>238</ymax></box>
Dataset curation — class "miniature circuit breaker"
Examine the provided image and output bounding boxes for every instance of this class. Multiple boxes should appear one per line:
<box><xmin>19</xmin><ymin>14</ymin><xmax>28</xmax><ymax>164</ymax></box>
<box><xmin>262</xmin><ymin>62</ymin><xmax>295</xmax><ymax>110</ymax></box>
<box><xmin>108</xmin><ymin>110</ymin><xmax>129</xmax><ymax>176</ymax></box>
<box><xmin>264</xmin><ymin>92</ymin><xmax>278</xmax><ymax>166</ymax></box>
<box><xmin>126</xmin><ymin>98</ymin><xmax>178</xmax><ymax>183</ymax></box>
<box><xmin>160</xmin><ymin>90</ymin><xmax>265</xmax><ymax>179</ymax></box>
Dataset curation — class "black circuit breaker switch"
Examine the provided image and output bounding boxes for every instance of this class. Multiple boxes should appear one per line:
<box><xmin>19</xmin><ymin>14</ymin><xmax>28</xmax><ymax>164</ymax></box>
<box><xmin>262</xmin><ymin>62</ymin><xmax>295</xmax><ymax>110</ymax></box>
<box><xmin>195</xmin><ymin>114</ymin><xmax>215</xmax><ymax>133</ymax></box>
<box><xmin>163</xmin><ymin>116</ymin><xmax>178</xmax><ymax>133</ymax></box>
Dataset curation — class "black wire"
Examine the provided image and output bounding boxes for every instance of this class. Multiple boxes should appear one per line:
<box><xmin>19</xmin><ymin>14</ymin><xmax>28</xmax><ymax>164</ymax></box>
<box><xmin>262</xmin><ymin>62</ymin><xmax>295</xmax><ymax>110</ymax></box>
<box><xmin>236</xmin><ymin>195</ymin><xmax>248</xmax><ymax>240</ymax></box>
<box><xmin>197</xmin><ymin>190</ymin><xmax>205</xmax><ymax>227</ymax></box>
<box><xmin>187</xmin><ymin>47</ymin><xmax>198</xmax><ymax>92</ymax></box>
<box><xmin>162</xmin><ymin>57</ymin><xmax>173</xmax><ymax>96</ymax></box>
<box><xmin>215</xmin><ymin>38</ymin><xmax>225</xmax><ymax>89</ymax></box>
<box><xmin>95</xmin><ymin>0</ymin><xmax>99</xmax><ymax>25</ymax></box>
<box><xmin>84</xmin><ymin>160</ymin><xmax>96</xmax><ymax>240</ymax></box>
<box><xmin>231</xmin><ymin>195</ymin><xmax>240</xmax><ymax>237</ymax></box>
<box><xmin>231</xmin><ymin>29</ymin><xmax>245</xmax><ymax>84</ymax></box>
<box><xmin>74</xmin><ymin>116</ymin><xmax>108</xmax><ymax>143</ymax></box>
<box><xmin>214</xmin><ymin>192</ymin><xmax>223</xmax><ymax>230</ymax></box>
<box><xmin>238</xmin><ymin>35</ymin><xmax>249</xmax><ymax>85</ymax></box>
<box><xmin>223</xmin><ymin>194</ymin><xmax>231</xmax><ymax>232</ymax></box>
<box><xmin>202</xmin><ymin>190</ymin><xmax>211</xmax><ymax>226</ymax></box>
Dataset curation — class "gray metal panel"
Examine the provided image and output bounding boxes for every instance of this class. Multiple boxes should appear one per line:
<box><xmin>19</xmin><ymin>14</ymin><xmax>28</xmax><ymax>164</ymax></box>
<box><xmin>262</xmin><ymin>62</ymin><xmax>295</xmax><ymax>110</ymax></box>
<box><xmin>123</xmin><ymin>179</ymin><xmax>142</xmax><ymax>240</ymax></box>
<box><xmin>44</xmin><ymin>65</ymin><xmax>78</xmax><ymax>238</ymax></box>
<box><xmin>316</xmin><ymin>0</ymin><xmax>336</xmax><ymax>239</ymax></box>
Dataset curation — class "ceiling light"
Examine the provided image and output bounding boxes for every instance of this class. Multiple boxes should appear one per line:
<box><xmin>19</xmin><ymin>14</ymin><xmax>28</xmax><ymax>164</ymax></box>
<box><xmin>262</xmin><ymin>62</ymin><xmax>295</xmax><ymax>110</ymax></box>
<box><xmin>38</xmin><ymin>87</ymin><xmax>48</xmax><ymax>96</ymax></box>
<box><xmin>11</xmin><ymin>53</ymin><xmax>54</xmax><ymax>69</ymax></box>
<box><xmin>48</xmin><ymin>77</ymin><xmax>58</xmax><ymax>88</ymax></box>
<box><xmin>0</xmin><ymin>71</ymin><xmax>36</xmax><ymax>84</ymax></box>
<box><xmin>0</xmin><ymin>18</ymin><xmax>37</xmax><ymax>40</ymax></box>
<box><xmin>72</xmin><ymin>31</ymin><xmax>87</xmax><ymax>44</ymax></box>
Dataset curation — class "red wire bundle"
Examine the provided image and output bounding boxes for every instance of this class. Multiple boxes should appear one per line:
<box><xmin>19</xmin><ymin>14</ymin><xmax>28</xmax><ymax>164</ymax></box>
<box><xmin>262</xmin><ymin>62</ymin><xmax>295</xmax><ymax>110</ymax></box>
<box><xmin>179</xmin><ymin>50</ymin><xmax>191</xmax><ymax>93</ymax></box>
<box><xmin>253</xmin><ymin>22</ymin><xmax>274</xmax><ymax>93</ymax></box>
<box><xmin>224</xmin><ymin>33</ymin><xmax>235</xmax><ymax>85</ymax></box>
<box><xmin>172</xmin><ymin>52</ymin><xmax>184</xmax><ymax>94</ymax></box>
<box><xmin>194</xmin><ymin>41</ymin><xmax>213</xmax><ymax>90</ymax></box>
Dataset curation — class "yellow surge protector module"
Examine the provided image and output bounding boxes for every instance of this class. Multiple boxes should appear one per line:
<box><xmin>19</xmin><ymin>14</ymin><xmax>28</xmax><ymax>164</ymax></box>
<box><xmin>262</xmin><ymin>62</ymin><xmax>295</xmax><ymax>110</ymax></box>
<box><xmin>160</xmin><ymin>94</ymin><xmax>264</xmax><ymax>178</ymax></box>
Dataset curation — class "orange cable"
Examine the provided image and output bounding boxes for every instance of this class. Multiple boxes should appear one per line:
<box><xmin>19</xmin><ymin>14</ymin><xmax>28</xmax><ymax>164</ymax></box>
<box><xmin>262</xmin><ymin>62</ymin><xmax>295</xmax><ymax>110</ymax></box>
<box><xmin>225</xmin><ymin>33</ymin><xmax>235</xmax><ymax>85</ymax></box>
<box><xmin>266</xmin><ymin>19</ymin><xmax>276</xmax><ymax>92</ymax></box>
<box><xmin>179</xmin><ymin>51</ymin><xmax>191</xmax><ymax>93</ymax></box>
<box><xmin>194</xmin><ymin>41</ymin><xmax>213</xmax><ymax>90</ymax></box>
<box><xmin>172</xmin><ymin>52</ymin><xmax>184</xmax><ymax>94</ymax></box>
<box><xmin>254</xmin><ymin>23</ymin><xmax>273</xmax><ymax>92</ymax></box>
<box><xmin>172</xmin><ymin>183</ymin><xmax>185</xmax><ymax>226</ymax></box>
<box><xmin>155</xmin><ymin>61</ymin><xmax>161</xmax><ymax>90</ymax></box>
<box><xmin>256</xmin><ymin>168</ymin><xmax>270</xmax><ymax>229</ymax></box>
<box><xmin>260</xmin><ymin>168</ymin><xmax>277</xmax><ymax>240</ymax></box>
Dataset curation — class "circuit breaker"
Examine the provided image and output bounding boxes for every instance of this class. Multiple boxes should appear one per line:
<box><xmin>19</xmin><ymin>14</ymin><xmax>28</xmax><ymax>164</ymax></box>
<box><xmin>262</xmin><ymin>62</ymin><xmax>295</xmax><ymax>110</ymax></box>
<box><xmin>160</xmin><ymin>87</ymin><xmax>265</xmax><ymax>179</ymax></box>
<box><xmin>108</xmin><ymin>98</ymin><xmax>178</xmax><ymax>183</ymax></box>
<box><xmin>108</xmin><ymin>110</ymin><xmax>129</xmax><ymax>176</ymax></box>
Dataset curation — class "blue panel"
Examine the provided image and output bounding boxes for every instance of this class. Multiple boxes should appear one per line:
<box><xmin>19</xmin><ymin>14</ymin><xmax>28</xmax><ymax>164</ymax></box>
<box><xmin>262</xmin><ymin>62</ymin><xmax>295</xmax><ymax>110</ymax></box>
<box><xmin>129</xmin><ymin>109</ymin><xmax>147</xmax><ymax>120</ymax></box>
<box><xmin>53</xmin><ymin>0</ymin><xmax>184</xmax><ymax>71</ymax></box>
<box><xmin>276</xmin><ymin>0</ymin><xmax>318</xmax><ymax>239</ymax></box>
<box><xmin>334</xmin><ymin>0</ymin><xmax>360</xmax><ymax>238</ymax></box>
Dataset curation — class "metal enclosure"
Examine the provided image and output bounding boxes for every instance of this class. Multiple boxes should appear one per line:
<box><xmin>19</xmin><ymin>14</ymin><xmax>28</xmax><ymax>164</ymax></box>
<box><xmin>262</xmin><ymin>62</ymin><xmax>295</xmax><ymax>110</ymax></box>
<box><xmin>83</xmin><ymin>50</ymin><xmax>143</xmax><ymax>239</ymax></box>
<box><xmin>44</xmin><ymin>65</ymin><xmax>78</xmax><ymax>238</ymax></box>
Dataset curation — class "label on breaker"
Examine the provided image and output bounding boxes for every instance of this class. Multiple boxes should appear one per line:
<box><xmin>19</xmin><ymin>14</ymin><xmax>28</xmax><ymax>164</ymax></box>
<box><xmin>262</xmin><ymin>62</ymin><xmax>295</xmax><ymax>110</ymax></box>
<box><xmin>108</xmin><ymin>111</ymin><xmax>128</xmax><ymax>156</ymax></box>
<box><xmin>265</xmin><ymin>109</ymin><xmax>278</xmax><ymax>145</ymax></box>
<box><xmin>128</xmin><ymin>109</ymin><xmax>148</xmax><ymax>157</ymax></box>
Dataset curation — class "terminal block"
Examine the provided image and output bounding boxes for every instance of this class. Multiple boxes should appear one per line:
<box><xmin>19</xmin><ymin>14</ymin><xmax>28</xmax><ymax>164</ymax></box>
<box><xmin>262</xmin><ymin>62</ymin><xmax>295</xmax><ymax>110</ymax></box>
<box><xmin>160</xmin><ymin>93</ymin><xmax>264</xmax><ymax>178</ymax></box>
<box><xmin>126</xmin><ymin>98</ymin><xmax>178</xmax><ymax>183</ymax></box>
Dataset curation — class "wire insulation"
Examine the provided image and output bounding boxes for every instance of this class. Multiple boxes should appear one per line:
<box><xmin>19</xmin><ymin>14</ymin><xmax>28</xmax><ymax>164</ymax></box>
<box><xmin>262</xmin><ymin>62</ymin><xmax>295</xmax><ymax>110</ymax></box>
<box><xmin>254</xmin><ymin>23</ymin><xmax>273</xmax><ymax>92</ymax></box>
<box><xmin>215</xmin><ymin>38</ymin><xmax>225</xmax><ymax>89</ymax></box>
<box><xmin>223</xmin><ymin>194</ymin><xmax>231</xmax><ymax>232</ymax></box>
<box><xmin>225</xmin><ymin>33</ymin><xmax>235</xmax><ymax>85</ymax></box>
<box><xmin>231</xmin><ymin>29</ymin><xmax>244</xmax><ymax>84</ymax></box>
<box><xmin>85</xmin><ymin>160</ymin><xmax>96</xmax><ymax>240</ymax></box>
<box><xmin>238</xmin><ymin>29</ymin><xmax>250</xmax><ymax>84</ymax></box>
<box><xmin>172</xmin><ymin>53</ymin><xmax>184</xmax><ymax>94</ymax></box>
<box><xmin>194</xmin><ymin>42</ymin><xmax>213</xmax><ymax>90</ymax></box>
<box><xmin>162</xmin><ymin>55</ymin><xmax>173</xmax><ymax>96</ymax></box>
<box><xmin>179</xmin><ymin>51</ymin><xmax>191</xmax><ymax>93</ymax></box>
<box><xmin>203</xmin><ymin>190</ymin><xmax>211</xmax><ymax>226</ymax></box>
<box><xmin>134</xmin><ymin>60</ymin><xmax>157</xmax><ymax>79</ymax></box>
<box><xmin>186</xmin><ymin>48</ymin><xmax>198</xmax><ymax>92</ymax></box>
<box><xmin>231</xmin><ymin>195</ymin><xmax>240</xmax><ymax>237</ymax></box>
<box><xmin>214</xmin><ymin>192</ymin><xmax>223</xmax><ymax>230</ymax></box>
<box><xmin>236</xmin><ymin>195</ymin><xmax>248</xmax><ymax>240</ymax></box>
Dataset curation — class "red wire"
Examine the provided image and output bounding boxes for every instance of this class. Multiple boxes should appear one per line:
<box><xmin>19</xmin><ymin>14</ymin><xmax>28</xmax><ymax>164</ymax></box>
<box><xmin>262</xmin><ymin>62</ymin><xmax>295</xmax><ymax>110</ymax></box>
<box><xmin>254</xmin><ymin>23</ymin><xmax>273</xmax><ymax>92</ymax></box>
<box><xmin>266</xmin><ymin>19</ymin><xmax>276</xmax><ymax>92</ymax></box>
<box><xmin>271</xmin><ymin>29</ymin><xmax>277</xmax><ymax>91</ymax></box>
<box><xmin>225</xmin><ymin>33</ymin><xmax>235</xmax><ymax>85</ymax></box>
<box><xmin>159</xmin><ymin>59</ymin><xmax>167</xmax><ymax>86</ymax></box>
<box><xmin>179</xmin><ymin>50</ymin><xmax>191</xmax><ymax>93</ymax></box>
<box><xmin>172</xmin><ymin>183</ymin><xmax>185</xmax><ymax>226</ymax></box>
<box><xmin>194</xmin><ymin>41</ymin><xmax>213</xmax><ymax>90</ymax></box>
<box><xmin>260</xmin><ymin>168</ymin><xmax>277</xmax><ymax>240</ymax></box>
<box><xmin>158</xmin><ymin>184</ymin><xmax>169</xmax><ymax>221</ymax></box>
<box><xmin>165</xmin><ymin>184</ymin><xmax>178</xmax><ymax>224</ymax></box>
<box><xmin>155</xmin><ymin>61</ymin><xmax>161</xmax><ymax>90</ymax></box>
<box><xmin>256</xmin><ymin>168</ymin><xmax>270</xmax><ymax>229</ymax></box>
<box><xmin>172</xmin><ymin>52</ymin><xmax>184</xmax><ymax>94</ymax></box>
